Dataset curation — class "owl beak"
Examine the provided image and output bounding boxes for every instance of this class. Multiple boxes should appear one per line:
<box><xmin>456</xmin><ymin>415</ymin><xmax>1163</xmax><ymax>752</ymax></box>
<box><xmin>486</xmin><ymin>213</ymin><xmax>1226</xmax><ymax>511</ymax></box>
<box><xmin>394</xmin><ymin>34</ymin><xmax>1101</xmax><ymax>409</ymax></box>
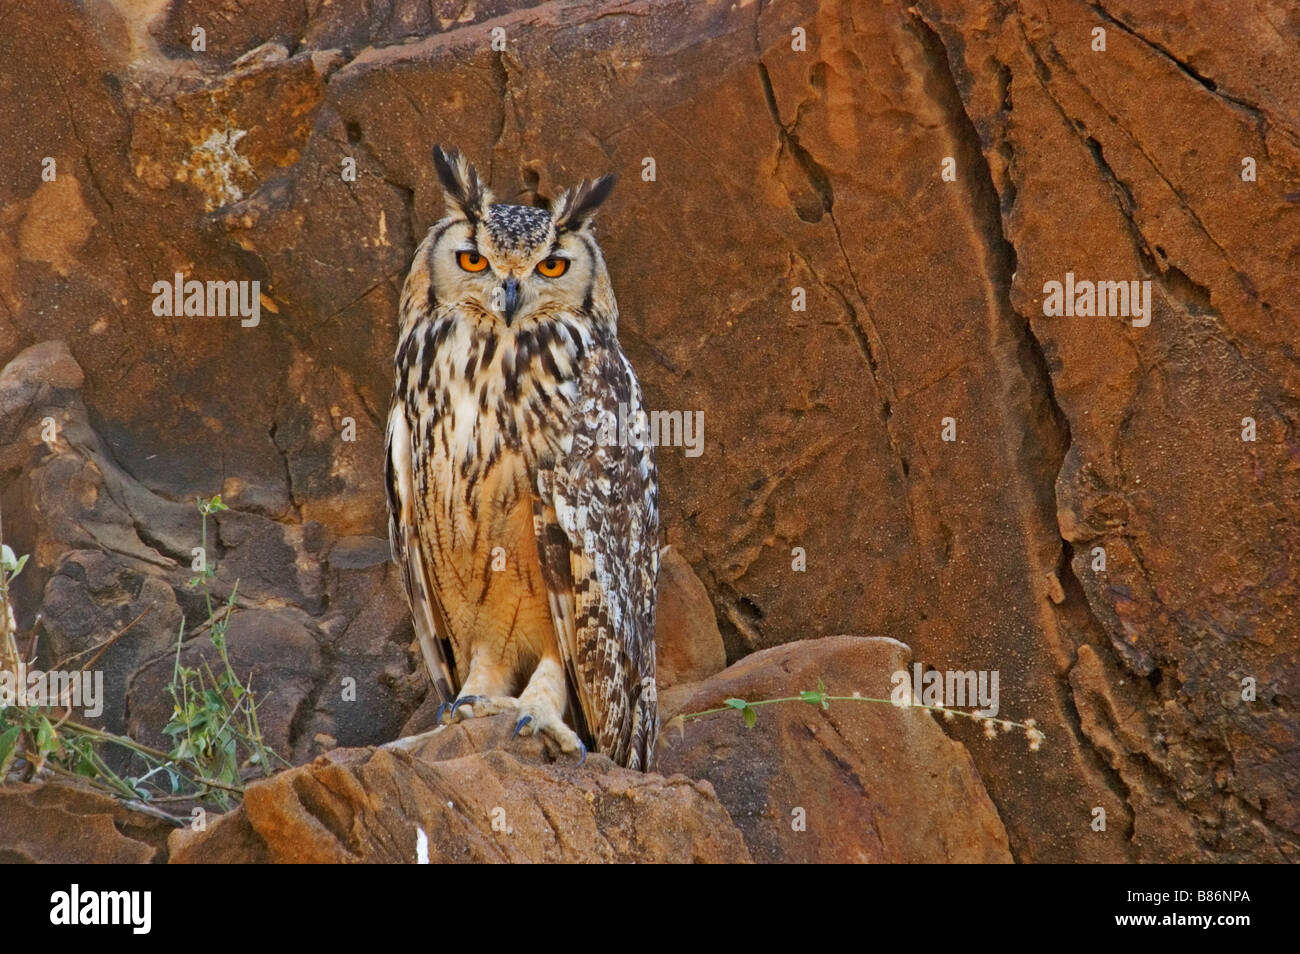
<box><xmin>501</xmin><ymin>277</ymin><xmax>521</xmax><ymax>325</ymax></box>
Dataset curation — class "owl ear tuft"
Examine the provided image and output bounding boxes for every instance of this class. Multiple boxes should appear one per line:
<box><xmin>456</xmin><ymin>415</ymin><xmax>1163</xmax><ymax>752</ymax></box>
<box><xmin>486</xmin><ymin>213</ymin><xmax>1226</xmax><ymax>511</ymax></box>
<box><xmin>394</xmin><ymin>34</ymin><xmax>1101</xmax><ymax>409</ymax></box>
<box><xmin>432</xmin><ymin>145</ymin><xmax>493</xmax><ymax>221</ymax></box>
<box><xmin>553</xmin><ymin>174</ymin><xmax>617</xmax><ymax>232</ymax></box>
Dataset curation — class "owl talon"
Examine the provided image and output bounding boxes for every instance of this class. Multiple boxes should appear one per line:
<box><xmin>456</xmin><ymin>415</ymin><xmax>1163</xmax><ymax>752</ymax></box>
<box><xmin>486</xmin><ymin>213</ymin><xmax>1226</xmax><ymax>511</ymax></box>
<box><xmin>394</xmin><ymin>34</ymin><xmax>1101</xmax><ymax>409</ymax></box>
<box><xmin>513</xmin><ymin>715</ymin><xmax>534</xmax><ymax>739</ymax></box>
<box><xmin>450</xmin><ymin>695</ymin><xmax>483</xmax><ymax>720</ymax></box>
<box><xmin>576</xmin><ymin>740</ymin><xmax>587</xmax><ymax>766</ymax></box>
<box><xmin>443</xmin><ymin>694</ymin><xmax>520</xmax><ymax>723</ymax></box>
<box><xmin>435</xmin><ymin>702</ymin><xmax>452</xmax><ymax>724</ymax></box>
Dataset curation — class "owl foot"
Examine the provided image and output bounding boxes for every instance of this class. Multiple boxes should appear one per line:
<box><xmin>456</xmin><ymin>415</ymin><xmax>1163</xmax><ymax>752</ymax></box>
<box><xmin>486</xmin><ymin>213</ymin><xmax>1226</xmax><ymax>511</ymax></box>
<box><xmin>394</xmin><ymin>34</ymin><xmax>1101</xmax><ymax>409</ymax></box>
<box><xmin>512</xmin><ymin>706</ymin><xmax>587</xmax><ymax>765</ymax></box>
<box><xmin>440</xmin><ymin>694</ymin><xmax>518</xmax><ymax>723</ymax></box>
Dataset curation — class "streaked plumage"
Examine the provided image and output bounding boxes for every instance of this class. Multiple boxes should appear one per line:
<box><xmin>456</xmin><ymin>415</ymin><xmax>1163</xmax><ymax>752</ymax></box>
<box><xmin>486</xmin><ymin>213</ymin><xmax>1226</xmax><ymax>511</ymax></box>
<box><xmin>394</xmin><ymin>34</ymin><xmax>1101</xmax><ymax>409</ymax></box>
<box><xmin>385</xmin><ymin>147</ymin><xmax>659</xmax><ymax>770</ymax></box>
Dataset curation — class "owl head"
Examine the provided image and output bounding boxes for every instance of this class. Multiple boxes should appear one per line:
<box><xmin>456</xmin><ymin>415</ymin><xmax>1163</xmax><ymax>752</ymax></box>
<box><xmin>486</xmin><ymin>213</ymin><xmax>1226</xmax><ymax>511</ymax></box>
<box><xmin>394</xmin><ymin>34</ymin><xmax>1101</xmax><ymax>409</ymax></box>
<box><xmin>422</xmin><ymin>145</ymin><xmax>618</xmax><ymax>330</ymax></box>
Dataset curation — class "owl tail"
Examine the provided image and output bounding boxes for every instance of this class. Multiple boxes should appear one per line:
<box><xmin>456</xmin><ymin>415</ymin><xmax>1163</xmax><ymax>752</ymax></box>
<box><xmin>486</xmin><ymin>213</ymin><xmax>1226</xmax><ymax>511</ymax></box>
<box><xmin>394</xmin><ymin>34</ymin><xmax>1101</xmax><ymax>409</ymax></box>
<box><xmin>625</xmin><ymin>674</ymin><xmax>659</xmax><ymax>772</ymax></box>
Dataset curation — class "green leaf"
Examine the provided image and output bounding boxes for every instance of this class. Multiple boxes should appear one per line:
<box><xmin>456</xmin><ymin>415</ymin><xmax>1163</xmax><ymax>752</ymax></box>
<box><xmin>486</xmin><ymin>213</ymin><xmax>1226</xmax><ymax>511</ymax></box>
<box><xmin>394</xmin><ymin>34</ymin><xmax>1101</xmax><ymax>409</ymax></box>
<box><xmin>36</xmin><ymin>716</ymin><xmax>58</xmax><ymax>755</ymax></box>
<box><xmin>197</xmin><ymin>495</ymin><xmax>228</xmax><ymax>515</ymax></box>
<box><xmin>800</xmin><ymin>680</ymin><xmax>832</xmax><ymax>709</ymax></box>
<box><xmin>9</xmin><ymin>552</ymin><xmax>28</xmax><ymax>580</ymax></box>
<box><xmin>0</xmin><ymin>726</ymin><xmax>20</xmax><ymax>774</ymax></box>
<box><xmin>724</xmin><ymin>697</ymin><xmax>749</xmax><ymax>711</ymax></box>
<box><xmin>742</xmin><ymin>705</ymin><xmax>757</xmax><ymax>729</ymax></box>
<box><xmin>0</xmin><ymin>546</ymin><xmax>28</xmax><ymax>581</ymax></box>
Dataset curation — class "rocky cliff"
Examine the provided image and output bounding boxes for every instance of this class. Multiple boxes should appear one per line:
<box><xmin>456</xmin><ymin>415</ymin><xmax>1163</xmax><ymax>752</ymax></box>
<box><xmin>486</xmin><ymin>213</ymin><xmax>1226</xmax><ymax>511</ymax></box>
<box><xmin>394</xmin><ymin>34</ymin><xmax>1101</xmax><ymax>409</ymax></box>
<box><xmin>0</xmin><ymin>0</ymin><xmax>1296</xmax><ymax>862</ymax></box>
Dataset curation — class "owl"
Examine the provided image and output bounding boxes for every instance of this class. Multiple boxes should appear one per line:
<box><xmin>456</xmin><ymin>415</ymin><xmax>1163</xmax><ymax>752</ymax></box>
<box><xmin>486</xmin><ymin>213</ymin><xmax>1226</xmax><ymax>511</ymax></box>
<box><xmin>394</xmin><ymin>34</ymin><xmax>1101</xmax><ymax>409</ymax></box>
<box><xmin>385</xmin><ymin>146</ymin><xmax>660</xmax><ymax>770</ymax></box>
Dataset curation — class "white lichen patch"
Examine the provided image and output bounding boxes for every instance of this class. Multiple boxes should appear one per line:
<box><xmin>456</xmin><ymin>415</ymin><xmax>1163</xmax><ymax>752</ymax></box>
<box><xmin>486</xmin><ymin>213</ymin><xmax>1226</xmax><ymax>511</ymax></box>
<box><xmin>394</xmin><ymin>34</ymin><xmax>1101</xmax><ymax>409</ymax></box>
<box><xmin>180</xmin><ymin>120</ymin><xmax>254</xmax><ymax>211</ymax></box>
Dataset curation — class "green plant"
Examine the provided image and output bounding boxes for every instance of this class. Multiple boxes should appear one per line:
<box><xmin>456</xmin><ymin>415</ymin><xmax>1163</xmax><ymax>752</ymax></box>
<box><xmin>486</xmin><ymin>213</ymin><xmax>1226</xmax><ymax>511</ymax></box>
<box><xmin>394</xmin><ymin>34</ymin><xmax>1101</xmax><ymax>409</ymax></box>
<box><xmin>0</xmin><ymin>495</ymin><xmax>288</xmax><ymax>821</ymax></box>
<box><xmin>163</xmin><ymin>494</ymin><xmax>285</xmax><ymax>803</ymax></box>
<box><xmin>0</xmin><ymin>542</ymin><xmax>28</xmax><ymax>675</ymax></box>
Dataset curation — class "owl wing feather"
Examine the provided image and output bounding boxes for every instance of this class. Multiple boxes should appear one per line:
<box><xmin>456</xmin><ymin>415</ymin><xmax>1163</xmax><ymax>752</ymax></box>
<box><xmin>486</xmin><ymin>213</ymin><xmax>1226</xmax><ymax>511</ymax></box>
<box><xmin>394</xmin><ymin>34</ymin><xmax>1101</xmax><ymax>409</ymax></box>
<box><xmin>386</xmin><ymin>404</ymin><xmax>458</xmax><ymax>706</ymax></box>
<box><xmin>535</xmin><ymin>341</ymin><xmax>660</xmax><ymax>770</ymax></box>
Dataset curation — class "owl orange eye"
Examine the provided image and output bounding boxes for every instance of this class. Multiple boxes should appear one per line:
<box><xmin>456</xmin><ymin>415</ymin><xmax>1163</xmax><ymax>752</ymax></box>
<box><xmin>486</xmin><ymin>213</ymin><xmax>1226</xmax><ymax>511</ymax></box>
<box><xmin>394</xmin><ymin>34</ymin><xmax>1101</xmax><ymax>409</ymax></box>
<box><xmin>457</xmin><ymin>250</ymin><xmax>488</xmax><ymax>272</ymax></box>
<box><xmin>536</xmin><ymin>257</ymin><xmax>569</xmax><ymax>278</ymax></box>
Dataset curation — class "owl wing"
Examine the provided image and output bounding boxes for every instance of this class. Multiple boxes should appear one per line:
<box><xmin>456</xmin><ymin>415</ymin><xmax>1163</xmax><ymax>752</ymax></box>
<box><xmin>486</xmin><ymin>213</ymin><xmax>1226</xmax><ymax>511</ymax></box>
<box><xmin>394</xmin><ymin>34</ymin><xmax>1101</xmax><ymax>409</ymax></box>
<box><xmin>385</xmin><ymin>403</ymin><xmax>458</xmax><ymax>706</ymax></box>
<box><xmin>534</xmin><ymin>341</ymin><xmax>660</xmax><ymax>770</ymax></box>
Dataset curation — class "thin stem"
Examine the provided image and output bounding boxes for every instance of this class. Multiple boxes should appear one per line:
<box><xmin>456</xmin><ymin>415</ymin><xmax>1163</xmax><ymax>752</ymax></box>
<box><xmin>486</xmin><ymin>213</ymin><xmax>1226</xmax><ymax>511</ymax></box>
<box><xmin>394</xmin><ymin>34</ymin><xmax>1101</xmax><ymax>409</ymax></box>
<box><xmin>679</xmin><ymin>694</ymin><xmax>1036</xmax><ymax>730</ymax></box>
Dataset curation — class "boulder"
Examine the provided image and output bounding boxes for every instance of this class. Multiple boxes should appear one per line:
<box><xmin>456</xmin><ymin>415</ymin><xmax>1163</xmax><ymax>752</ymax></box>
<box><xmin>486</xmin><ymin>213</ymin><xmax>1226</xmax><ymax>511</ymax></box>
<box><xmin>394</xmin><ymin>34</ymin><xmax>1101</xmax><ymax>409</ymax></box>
<box><xmin>169</xmin><ymin>715</ymin><xmax>751</xmax><ymax>863</ymax></box>
<box><xmin>659</xmin><ymin>635</ymin><xmax>1014</xmax><ymax>863</ymax></box>
<box><xmin>654</xmin><ymin>546</ymin><xmax>728</xmax><ymax>689</ymax></box>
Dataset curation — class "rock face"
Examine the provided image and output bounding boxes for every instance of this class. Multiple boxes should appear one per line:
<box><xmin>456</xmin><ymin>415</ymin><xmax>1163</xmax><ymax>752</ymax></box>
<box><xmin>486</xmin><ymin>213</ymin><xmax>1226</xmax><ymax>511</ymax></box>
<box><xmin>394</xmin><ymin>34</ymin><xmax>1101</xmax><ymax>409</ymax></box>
<box><xmin>659</xmin><ymin>636</ymin><xmax>1014</xmax><ymax>864</ymax></box>
<box><xmin>1</xmin><ymin>0</ymin><xmax>1296</xmax><ymax>862</ymax></box>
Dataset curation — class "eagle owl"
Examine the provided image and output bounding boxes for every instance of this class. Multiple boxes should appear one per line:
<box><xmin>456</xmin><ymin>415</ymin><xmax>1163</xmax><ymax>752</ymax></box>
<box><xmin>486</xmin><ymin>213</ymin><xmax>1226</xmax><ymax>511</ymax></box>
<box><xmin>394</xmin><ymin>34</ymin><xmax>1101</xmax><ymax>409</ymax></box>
<box><xmin>385</xmin><ymin>147</ymin><xmax>660</xmax><ymax>770</ymax></box>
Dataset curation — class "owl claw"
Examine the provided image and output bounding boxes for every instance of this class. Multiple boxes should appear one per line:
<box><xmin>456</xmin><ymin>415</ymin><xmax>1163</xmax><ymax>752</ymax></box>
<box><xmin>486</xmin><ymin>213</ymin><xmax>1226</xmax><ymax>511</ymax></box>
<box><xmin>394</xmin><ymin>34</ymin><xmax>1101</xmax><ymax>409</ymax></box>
<box><xmin>450</xmin><ymin>695</ymin><xmax>482</xmax><ymax>720</ymax></box>
<box><xmin>443</xmin><ymin>694</ymin><xmax>519</xmax><ymax>724</ymax></box>
<box><xmin>435</xmin><ymin>702</ymin><xmax>452</xmax><ymax>724</ymax></box>
<box><xmin>509</xmin><ymin>700</ymin><xmax>587</xmax><ymax>765</ymax></box>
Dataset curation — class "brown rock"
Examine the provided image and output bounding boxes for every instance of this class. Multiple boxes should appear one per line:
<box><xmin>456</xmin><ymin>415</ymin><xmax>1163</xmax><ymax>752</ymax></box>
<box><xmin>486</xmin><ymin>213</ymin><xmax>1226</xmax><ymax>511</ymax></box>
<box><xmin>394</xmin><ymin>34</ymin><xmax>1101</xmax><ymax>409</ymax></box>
<box><xmin>0</xmin><ymin>340</ymin><xmax>83</xmax><ymax>444</ymax></box>
<box><xmin>169</xmin><ymin>716</ymin><xmax>751</xmax><ymax>863</ymax></box>
<box><xmin>0</xmin><ymin>782</ymin><xmax>171</xmax><ymax>863</ymax></box>
<box><xmin>659</xmin><ymin>635</ymin><xmax>1014</xmax><ymax>863</ymax></box>
<box><xmin>654</xmin><ymin>547</ymin><xmax>727</xmax><ymax>689</ymax></box>
<box><xmin>17</xmin><ymin>176</ymin><xmax>95</xmax><ymax>276</ymax></box>
<box><xmin>397</xmin><ymin>692</ymin><xmax>443</xmax><ymax>738</ymax></box>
